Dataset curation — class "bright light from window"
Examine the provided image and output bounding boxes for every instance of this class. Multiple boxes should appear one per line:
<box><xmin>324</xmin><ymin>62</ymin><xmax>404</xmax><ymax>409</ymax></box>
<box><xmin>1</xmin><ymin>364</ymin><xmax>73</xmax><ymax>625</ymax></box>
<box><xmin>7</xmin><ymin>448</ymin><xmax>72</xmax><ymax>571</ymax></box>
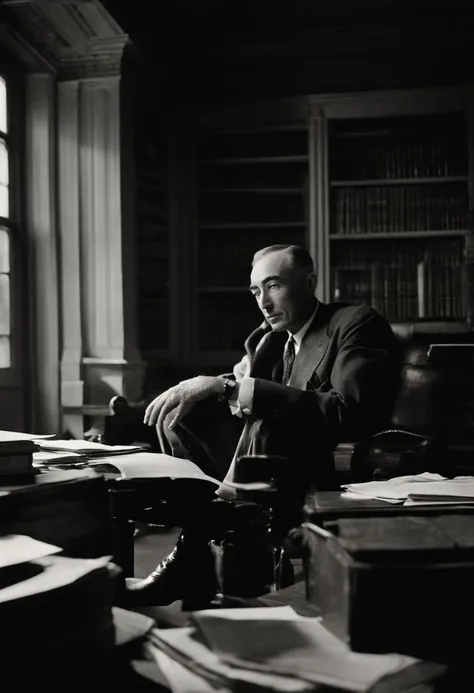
<box><xmin>0</xmin><ymin>139</ymin><xmax>8</xmax><ymax>218</ymax></box>
<box><xmin>0</xmin><ymin>229</ymin><xmax>10</xmax><ymax>368</ymax></box>
<box><xmin>0</xmin><ymin>78</ymin><xmax>6</xmax><ymax>134</ymax></box>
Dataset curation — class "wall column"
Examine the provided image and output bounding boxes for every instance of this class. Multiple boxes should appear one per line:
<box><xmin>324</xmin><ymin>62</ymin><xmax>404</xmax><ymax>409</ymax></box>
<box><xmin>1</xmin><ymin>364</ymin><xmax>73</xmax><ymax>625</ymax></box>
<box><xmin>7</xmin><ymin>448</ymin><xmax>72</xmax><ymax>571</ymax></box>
<box><xmin>25</xmin><ymin>73</ymin><xmax>60</xmax><ymax>433</ymax></box>
<box><xmin>58</xmin><ymin>54</ymin><xmax>145</xmax><ymax>437</ymax></box>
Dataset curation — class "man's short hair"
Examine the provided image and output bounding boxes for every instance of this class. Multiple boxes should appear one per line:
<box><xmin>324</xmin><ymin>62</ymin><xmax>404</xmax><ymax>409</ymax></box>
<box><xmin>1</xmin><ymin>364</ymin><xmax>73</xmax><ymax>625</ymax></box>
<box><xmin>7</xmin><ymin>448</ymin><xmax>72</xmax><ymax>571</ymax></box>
<box><xmin>252</xmin><ymin>244</ymin><xmax>315</xmax><ymax>273</ymax></box>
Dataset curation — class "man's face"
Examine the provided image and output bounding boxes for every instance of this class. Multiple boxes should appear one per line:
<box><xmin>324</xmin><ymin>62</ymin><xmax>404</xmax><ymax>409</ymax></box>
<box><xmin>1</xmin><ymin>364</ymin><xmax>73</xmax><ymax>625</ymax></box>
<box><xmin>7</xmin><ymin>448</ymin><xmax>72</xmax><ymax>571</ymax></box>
<box><xmin>249</xmin><ymin>250</ymin><xmax>316</xmax><ymax>333</ymax></box>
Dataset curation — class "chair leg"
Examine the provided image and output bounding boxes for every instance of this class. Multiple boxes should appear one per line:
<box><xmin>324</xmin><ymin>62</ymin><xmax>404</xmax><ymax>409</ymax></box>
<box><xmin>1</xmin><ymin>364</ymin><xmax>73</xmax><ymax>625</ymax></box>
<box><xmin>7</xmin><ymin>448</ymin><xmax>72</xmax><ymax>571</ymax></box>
<box><xmin>113</xmin><ymin>517</ymin><xmax>135</xmax><ymax>577</ymax></box>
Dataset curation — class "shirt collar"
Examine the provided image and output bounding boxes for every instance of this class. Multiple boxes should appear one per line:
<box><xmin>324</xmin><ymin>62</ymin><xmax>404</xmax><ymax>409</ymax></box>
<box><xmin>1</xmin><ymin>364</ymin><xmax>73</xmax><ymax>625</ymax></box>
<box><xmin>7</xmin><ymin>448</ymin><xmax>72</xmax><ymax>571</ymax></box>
<box><xmin>288</xmin><ymin>301</ymin><xmax>319</xmax><ymax>349</ymax></box>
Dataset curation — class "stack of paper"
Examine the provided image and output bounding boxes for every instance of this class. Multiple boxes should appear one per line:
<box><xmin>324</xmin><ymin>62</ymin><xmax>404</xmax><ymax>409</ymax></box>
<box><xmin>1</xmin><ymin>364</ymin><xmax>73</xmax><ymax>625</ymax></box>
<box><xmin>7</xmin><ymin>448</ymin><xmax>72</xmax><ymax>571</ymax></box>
<box><xmin>32</xmin><ymin>449</ymin><xmax>89</xmax><ymax>468</ymax></box>
<box><xmin>342</xmin><ymin>473</ymin><xmax>474</xmax><ymax>505</ymax></box>
<box><xmin>0</xmin><ymin>430</ymin><xmax>54</xmax><ymax>478</ymax></box>
<box><xmin>0</xmin><ymin>534</ymin><xmax>116</xmax><ymax>666</ymax></box>
<box><xmin>35</xmin><ymin>438</ymin><xmax>144</xmax><ymax>456</ymax></box>
<box><xmin>145</xmin><ymin>606</ymin><xmax>444</xmax><ymax>692</ymax></box>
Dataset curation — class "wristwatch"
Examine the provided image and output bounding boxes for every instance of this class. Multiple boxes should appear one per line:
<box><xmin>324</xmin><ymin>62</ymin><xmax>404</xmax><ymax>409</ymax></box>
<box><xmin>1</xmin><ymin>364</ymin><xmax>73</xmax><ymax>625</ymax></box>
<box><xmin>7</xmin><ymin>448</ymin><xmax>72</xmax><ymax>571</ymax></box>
<box><xmin>217</xmin><ymin>378</ymin><xmax>237</xmax><ymax>402</ymax></box>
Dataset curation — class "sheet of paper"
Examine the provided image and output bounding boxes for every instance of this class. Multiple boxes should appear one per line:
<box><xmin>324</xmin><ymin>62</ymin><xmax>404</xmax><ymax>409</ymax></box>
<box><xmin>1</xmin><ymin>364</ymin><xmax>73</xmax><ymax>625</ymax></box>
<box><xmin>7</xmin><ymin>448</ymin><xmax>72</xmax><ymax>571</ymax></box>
<box><xmin>0</xmin><ymin>430</ymin><xmax>55</xmax><ymax>443</ymax></box>
<box><xmin>151</xmin><ymin>647</ymin><xmax>229</xmax><ymax>693</ymax></box>
<box><xmin>89</xmin><ymin>452</ymin><xmax>273</xmax><ymax>491</ymax></box>
<box><xmin>341</xmin><ymin>490</ymin><xmax>404</xmax><ymax>504</ymax></box>
<box><xmin>193</xmin><ymin>605</ymin><xmax>317</xmax><ymax>622</ymax></box>
<box><xmin>89</xmin><ymin>452</ymin><xmax>220</xmax><ymax>482</ymax></box>
<box><xmin>148</xmin><ymin>628</ymin><xmax>312</xmax><ymax>692</ymax></box>
<box><xmin>0</xmin><ymin>534</ymin><xmax>62</xmax><ymax>568</ymax></box>
<box><xmin>341</xmin><ymin>473</ymin><xmax>448</xmax><ymax>501</ymax></box>
<box><xmin>0</xmin><ymin>554</ymin><xmax>111</xmax><ymax>603</ymax></box>
<box><xmin>406</xmin><ymin>477</ymin><xmax>474</xmax><ymax>500</ymax></box>
<box><xmin>196</xmin><ymin>618</ymin><xmax>420</xmax><ymax>692</ymax></box>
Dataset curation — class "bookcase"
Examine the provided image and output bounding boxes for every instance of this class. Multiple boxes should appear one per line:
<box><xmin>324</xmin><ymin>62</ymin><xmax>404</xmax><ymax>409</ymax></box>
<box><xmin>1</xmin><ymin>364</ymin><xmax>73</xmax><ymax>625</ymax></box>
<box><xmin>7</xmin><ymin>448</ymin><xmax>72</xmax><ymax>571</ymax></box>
<box><xmin>136</xmin><ymin>120</ymin><xmax>169</xmax><ymax>359</ymax></box>
<box><xmin>328</xmin><ymin>111</ymin><xmax>469</xmax><ymax>323</ymax></box>
<box><xmin>195</xmin><ymin>122</ymin><xmax>309</xmax><ymax>367</ymax></box>
<box><xmin>162</xmin><ymin>86</ymin><xmax>474</xmax><ymax>373</ymax></box>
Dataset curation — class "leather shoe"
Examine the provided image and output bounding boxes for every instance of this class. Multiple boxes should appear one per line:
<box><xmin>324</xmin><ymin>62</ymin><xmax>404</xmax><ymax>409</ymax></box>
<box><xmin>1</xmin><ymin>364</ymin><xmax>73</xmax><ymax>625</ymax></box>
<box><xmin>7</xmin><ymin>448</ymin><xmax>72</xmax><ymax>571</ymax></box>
<box><xmin>121</xmin><ymin>532</ymin><xmax>217</xmax><ymax>609</ymax></box>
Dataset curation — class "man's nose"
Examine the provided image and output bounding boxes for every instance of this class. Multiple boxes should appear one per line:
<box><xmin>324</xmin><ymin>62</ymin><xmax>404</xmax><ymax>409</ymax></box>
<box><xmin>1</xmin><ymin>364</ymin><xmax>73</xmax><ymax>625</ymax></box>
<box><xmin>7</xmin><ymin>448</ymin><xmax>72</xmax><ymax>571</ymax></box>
<box><xmin>258</xmin><ymin>291</ymin><xmax>273</xmax><ymax>312</ymax></box>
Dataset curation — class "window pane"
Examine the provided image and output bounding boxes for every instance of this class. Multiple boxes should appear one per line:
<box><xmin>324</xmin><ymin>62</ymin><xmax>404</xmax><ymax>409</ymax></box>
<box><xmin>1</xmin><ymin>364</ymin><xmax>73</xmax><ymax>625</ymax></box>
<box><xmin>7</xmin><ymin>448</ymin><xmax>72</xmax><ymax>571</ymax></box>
<box><xmin>0</xmin><ymin>140</ymin><xmax>8</xmax><ymax>187</ymax></box>
<box><xmin>0</xmin><ymin>186</ymin><xmax>8</xmax><ymax>218</ymax></box>
<box><xmin>0</xmin><ymin>336</ymin><xmax>10</xmax><ymax>368</ymax></box>
<box><xmin>0</xmin><ymin>140</ymin><xmax>8</xmax><ymax>218</ymax></box>
<box><xmin>0</xmin><ymin>78</ymin><xmax>6</xmax><ymax>134</ymax></box>
<box><xmin>0</xmin><ymin>273</ymin><xmax>10</xmax><ymax>335</ymax></box>
<box><xmin>0</xmin><ymin>229</ymin><xmax>8</xmax><ymax>272</ymax></box>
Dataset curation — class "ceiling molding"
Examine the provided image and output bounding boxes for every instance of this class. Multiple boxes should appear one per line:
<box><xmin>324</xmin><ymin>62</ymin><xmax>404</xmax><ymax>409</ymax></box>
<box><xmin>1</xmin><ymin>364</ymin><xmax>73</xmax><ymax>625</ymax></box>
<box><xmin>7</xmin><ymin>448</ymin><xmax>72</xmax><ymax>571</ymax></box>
<box><xmin>0</xmin><ymin>0</ymin><xmax>137</xmax><ymax>77</ymax></box>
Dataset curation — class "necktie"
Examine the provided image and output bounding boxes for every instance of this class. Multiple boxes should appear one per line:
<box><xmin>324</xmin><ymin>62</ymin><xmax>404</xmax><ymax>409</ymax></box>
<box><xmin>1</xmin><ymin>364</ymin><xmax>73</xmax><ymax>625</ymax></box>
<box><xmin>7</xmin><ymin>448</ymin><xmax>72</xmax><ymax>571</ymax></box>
<box><xmin>281</xmin><ymin>336</ymin><xmax>296</xmax><ymax>386</ymax></box>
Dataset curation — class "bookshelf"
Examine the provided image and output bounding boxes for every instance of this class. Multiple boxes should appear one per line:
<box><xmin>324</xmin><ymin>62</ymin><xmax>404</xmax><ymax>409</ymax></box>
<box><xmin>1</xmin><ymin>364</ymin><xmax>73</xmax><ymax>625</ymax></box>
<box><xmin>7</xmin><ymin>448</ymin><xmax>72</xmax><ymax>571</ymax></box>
<box><xmin>136</xmin><ymin>126</ymin><xmax>169</xmax><ymax>360</ymax></box>
<box><xmin>162</xmin><ymin>86</ymin><xmax>474</xmax><ymax>371</ymax></box>
<box><xmin>195</xmin><ymin>125</ymin><xmax>309</xmax><ymax>368</ymax></box>
<box><xmin>328</xmin><ymin>112</ymin><xmax>469</xmax><ymax>323</ymax></box>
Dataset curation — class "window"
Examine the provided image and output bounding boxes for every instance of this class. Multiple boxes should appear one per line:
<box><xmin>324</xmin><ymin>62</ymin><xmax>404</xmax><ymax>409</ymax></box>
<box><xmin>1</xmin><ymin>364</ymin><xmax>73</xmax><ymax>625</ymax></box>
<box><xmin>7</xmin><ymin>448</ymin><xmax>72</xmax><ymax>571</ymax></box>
<box><xmin>0</xmin><ymin>76</ymin><xmax>10</xmax><ymax>368</ymax></box>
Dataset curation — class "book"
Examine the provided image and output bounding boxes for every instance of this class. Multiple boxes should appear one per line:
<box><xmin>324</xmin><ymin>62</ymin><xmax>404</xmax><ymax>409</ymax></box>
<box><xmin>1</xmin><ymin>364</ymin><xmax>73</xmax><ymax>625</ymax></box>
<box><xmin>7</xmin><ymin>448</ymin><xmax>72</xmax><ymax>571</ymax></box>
<box><xmin>89</xmin><ymin>451</ymin><xmax>273</xmax><ymax>491</ymax></box>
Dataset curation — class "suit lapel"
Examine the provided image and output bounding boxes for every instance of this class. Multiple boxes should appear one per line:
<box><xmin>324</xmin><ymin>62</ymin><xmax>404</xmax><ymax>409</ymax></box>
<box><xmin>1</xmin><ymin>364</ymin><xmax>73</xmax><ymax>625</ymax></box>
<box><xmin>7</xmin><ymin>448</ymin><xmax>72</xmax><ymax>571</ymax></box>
<box><xmin>251</xmin><ymin>330</ymin><xmax>287</xmax><ymax>380</ymax></box>
<box><xmin>288</xmin><ymin>303</ymin><xmax>330</xmax><ymax>389</ymax></box>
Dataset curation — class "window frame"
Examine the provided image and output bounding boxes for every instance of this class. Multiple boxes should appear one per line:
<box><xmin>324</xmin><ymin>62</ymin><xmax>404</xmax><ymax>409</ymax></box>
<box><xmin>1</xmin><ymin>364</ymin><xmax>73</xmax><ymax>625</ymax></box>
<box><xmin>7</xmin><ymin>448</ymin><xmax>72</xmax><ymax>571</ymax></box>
<box><xmin>0</xmin><ymin>63</ymin><xmax>25</xmax><ymax>387</ymax></box>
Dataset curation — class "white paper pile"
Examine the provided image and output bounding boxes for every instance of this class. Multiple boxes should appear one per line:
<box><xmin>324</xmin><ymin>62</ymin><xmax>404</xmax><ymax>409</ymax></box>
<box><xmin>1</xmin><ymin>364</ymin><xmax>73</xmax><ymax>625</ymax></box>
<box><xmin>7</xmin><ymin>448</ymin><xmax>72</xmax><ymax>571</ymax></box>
<box><xmin>342</xmin><ymin>472</ymin><xmax>474</xmax><ymax>506</ymax></box>
<box><xmin>145</xmin><ymin>606</ymin><xmax>444</xmax><ymax>693</ymax></box>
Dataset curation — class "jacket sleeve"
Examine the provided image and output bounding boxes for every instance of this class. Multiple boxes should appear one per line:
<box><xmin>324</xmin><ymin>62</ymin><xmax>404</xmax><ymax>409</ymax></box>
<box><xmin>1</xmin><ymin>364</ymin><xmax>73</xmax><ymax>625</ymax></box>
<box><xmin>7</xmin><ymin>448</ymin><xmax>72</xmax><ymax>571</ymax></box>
<box><xmin>249</xmin><ymin>310</ymin><xmax>398</xmax><ymax>442</ymax></box>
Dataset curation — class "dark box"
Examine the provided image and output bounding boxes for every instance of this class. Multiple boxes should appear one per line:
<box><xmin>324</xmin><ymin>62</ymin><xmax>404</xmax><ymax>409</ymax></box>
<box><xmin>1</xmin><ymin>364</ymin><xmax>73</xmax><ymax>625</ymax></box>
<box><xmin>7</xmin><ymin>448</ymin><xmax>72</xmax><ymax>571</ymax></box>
<box><xmin>303</xmin><ymin>513</ymin><xmax>474</xmax><ymax>663</ymax></box>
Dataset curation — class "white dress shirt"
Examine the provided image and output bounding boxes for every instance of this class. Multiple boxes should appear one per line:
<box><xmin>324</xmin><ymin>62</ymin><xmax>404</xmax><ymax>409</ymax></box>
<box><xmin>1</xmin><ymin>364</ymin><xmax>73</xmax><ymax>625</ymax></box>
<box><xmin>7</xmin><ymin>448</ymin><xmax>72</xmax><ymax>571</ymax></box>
<box><xmin>229</xmin><ymin>302</ymin><xmax>319</xmax><ymax>416</ymax></box>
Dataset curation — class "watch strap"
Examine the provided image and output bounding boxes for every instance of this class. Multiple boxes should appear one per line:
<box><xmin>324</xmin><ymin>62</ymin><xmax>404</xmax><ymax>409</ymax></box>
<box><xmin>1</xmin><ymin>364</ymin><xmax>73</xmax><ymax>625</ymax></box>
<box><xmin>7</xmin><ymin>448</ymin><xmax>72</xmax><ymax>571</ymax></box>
<box><xmin>218</xmin><ymin>378</ymin><xmax>237</xmax><ymax>402</ymax></box>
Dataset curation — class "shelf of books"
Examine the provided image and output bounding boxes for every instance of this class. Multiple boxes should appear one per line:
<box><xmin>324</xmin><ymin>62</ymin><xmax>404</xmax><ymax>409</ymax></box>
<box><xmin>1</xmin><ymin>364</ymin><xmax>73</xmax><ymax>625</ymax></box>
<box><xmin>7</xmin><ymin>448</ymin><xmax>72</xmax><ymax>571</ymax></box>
<box><xmin>136</xmin><ymin>127</ymin><xmax>169</xmax><ymax>359</ymax></box>
<box><xmin>196</xmin><ymin>126</ymin><xmax>309</xmax><ymax>368</ymax></box>
<box><xmin>328</xmin><ymin>111</ymin><xmax>470</xmax><ymax>326</ymax></box>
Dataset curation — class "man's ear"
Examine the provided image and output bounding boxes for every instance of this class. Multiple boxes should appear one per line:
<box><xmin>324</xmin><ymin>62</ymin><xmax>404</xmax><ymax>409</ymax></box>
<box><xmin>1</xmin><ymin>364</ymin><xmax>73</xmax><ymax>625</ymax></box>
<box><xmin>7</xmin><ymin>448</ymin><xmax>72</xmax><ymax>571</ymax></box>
<box><xmin>307</xmin><ymin>272</ymin><xmax>318</xmax><ymax>294</ymax></box>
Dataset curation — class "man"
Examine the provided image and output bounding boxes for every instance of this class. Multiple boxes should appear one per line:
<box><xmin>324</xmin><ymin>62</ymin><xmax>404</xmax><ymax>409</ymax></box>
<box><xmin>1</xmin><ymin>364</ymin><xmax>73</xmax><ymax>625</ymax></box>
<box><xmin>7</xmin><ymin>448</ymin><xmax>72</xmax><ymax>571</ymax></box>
<box><xmin>124</xmin><ymin>244</ymin><xmax>399</xmax><ymax>606</ymax></box>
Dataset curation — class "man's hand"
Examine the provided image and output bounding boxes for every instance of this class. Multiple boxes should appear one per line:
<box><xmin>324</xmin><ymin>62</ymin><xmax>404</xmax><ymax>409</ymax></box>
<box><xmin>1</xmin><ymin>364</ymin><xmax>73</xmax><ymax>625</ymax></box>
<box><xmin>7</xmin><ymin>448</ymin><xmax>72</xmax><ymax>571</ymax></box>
<box><xmin>144</xmin><ymin>375</ymin><xmax>224</xmax><ymax>432</ymax></box>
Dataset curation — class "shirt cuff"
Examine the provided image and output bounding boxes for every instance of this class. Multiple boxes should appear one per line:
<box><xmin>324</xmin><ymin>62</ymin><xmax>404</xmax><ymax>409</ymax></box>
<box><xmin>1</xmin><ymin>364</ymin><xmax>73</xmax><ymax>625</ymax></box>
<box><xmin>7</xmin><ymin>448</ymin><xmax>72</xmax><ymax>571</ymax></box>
<box><xmin>228</xmin><ymin>381</ymin><xmax>241</xmax><ymax>416</ymax></box>
<box><xmin>237</xmin><ymin>376</ymin><xmax>254</xmax><ymax>416</ymax></box>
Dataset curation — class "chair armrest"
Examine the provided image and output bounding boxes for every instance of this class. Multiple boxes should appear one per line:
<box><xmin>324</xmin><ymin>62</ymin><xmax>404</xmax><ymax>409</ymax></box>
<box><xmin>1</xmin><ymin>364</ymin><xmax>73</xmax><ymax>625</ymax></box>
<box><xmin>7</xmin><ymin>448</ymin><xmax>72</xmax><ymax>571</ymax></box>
<box><xmin>333</xmin><ymin>430</ymin><xmax>432</xmax><ymax>483</ymax></box>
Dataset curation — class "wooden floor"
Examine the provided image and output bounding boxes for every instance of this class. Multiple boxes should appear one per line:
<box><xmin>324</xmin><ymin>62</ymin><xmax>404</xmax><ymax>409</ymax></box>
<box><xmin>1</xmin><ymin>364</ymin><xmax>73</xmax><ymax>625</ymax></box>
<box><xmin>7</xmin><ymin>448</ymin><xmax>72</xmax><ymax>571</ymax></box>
<box><xmin>134</xmin><ymin>525</ymin><xmax>181</xmax><ymax>577</ymax></box>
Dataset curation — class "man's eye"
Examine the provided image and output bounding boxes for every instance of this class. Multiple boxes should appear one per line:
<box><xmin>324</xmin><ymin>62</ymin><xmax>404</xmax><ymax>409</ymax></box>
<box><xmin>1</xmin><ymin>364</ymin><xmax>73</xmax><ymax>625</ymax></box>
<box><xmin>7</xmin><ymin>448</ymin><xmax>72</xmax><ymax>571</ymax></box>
<box><xmin>252</xmin><ymin>292</ymin><xmax>260</xmax><ymax>298</ymax></box>
<box><xmin>268</xmin><ymin>283</ymin><xmax>280</xmax><ymax>290</ymax></box>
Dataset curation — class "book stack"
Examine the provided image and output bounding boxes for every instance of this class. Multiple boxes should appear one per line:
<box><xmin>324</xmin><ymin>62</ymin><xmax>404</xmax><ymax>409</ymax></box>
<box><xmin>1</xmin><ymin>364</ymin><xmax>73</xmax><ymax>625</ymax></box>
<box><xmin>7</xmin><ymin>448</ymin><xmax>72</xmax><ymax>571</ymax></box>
<box><xmin>0</xmin><ymin>534</ymin><xmax>117</xmax><ymax>680</ymax></box>
<box><xmin>0</xmin><ymin>430</ymin><xmax>48</xmax><ymax>480</ymax></box>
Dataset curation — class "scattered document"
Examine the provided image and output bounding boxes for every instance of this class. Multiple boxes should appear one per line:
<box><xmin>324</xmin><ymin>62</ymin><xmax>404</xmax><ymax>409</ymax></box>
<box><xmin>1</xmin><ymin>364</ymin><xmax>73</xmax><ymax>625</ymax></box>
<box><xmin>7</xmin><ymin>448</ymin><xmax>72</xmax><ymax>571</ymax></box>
<box><xmin>340</xmin><ymin>473</ymin><xmax>474</xmax><ymax>505</ymax></box>
<box><xmin>33</xmin><ymin>450</ymin><xmax>87</xmax><ymax>467</ymax></box>
<box><xmin>0</xmin><ymin>430</ymin><xmax>55</xmax><ymax>443</ymax></box>
<box><xmin>196</xmin><ymin>618</ymin><xmax>419</xmax><ymax>692</ymax></box>
<box><xmin>148</xmin><ymin>627</ymin><xmax>313</xmax><ymax>692</ymax></box>
<box><xmin>193</xmin><ymin>606</ymin><xmax>310</xmax><ymax>622</ymax></box>
<box><xmin>89</xmin><ymin>451</ymin><xmax>273</xmax><ymax>491</ymax></box>
<box><xmin>147</xmin><ymin>604</ymin><xmax>442</xmax><ymax>693</ymax></box>
<box><xmin>152</xmin><ymin>648</ymin><xmax>230</xmax><ymax>693</ymax></box>
<box><xmin>0</xmin><ymin>534</ymin><xmax>62</xmax><ymax>569</ymax></box>
<box><xmin>0</xmin><ymin>554</ymin><xmax>111</xmax><ymax>604</ymax></box>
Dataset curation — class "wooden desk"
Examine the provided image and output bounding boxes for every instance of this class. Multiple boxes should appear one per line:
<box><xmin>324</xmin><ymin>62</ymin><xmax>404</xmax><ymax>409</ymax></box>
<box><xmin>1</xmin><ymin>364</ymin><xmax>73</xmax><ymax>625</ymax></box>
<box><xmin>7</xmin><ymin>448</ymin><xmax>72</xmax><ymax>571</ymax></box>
<box><xmin>304</xmin><ymin>490</ymin><xmax>474</xmax><ymax>525</ymax></box>
<box><xmin>0</xmin><ymin>469</ymin><xmax>113</xmax><ymax>559</ymax></box>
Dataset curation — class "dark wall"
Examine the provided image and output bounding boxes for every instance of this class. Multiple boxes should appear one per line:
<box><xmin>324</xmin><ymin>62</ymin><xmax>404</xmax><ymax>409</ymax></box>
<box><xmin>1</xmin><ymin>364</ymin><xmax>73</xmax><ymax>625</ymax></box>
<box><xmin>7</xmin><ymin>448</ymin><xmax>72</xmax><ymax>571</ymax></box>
<box><xmin>105</xmin><ymin>1</ymin><xmax>474</xmax><ymax>109</ymax></box>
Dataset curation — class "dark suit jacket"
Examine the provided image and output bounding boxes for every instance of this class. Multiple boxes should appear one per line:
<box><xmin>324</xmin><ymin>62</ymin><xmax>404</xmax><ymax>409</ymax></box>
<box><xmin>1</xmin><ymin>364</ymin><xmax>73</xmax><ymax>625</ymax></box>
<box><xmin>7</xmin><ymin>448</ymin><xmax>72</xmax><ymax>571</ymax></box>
<box><xmin>168</xmin><ymin>301</ymin><xmax>398</xmax><ymax>486</ymax></box>
<box><xmin>225</xmin><ymin>301</ymin><xmax>399</xmax><ymax>481</ymax></box>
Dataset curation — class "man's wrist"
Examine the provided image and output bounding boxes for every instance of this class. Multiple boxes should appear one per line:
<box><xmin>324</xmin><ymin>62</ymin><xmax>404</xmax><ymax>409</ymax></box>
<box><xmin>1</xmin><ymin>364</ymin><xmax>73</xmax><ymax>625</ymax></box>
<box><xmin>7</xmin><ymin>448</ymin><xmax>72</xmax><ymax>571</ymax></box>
<box><xmin>216</xmin><ymin>377</ymin><xmax>237</xmax><ymax>402</ymax></box>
